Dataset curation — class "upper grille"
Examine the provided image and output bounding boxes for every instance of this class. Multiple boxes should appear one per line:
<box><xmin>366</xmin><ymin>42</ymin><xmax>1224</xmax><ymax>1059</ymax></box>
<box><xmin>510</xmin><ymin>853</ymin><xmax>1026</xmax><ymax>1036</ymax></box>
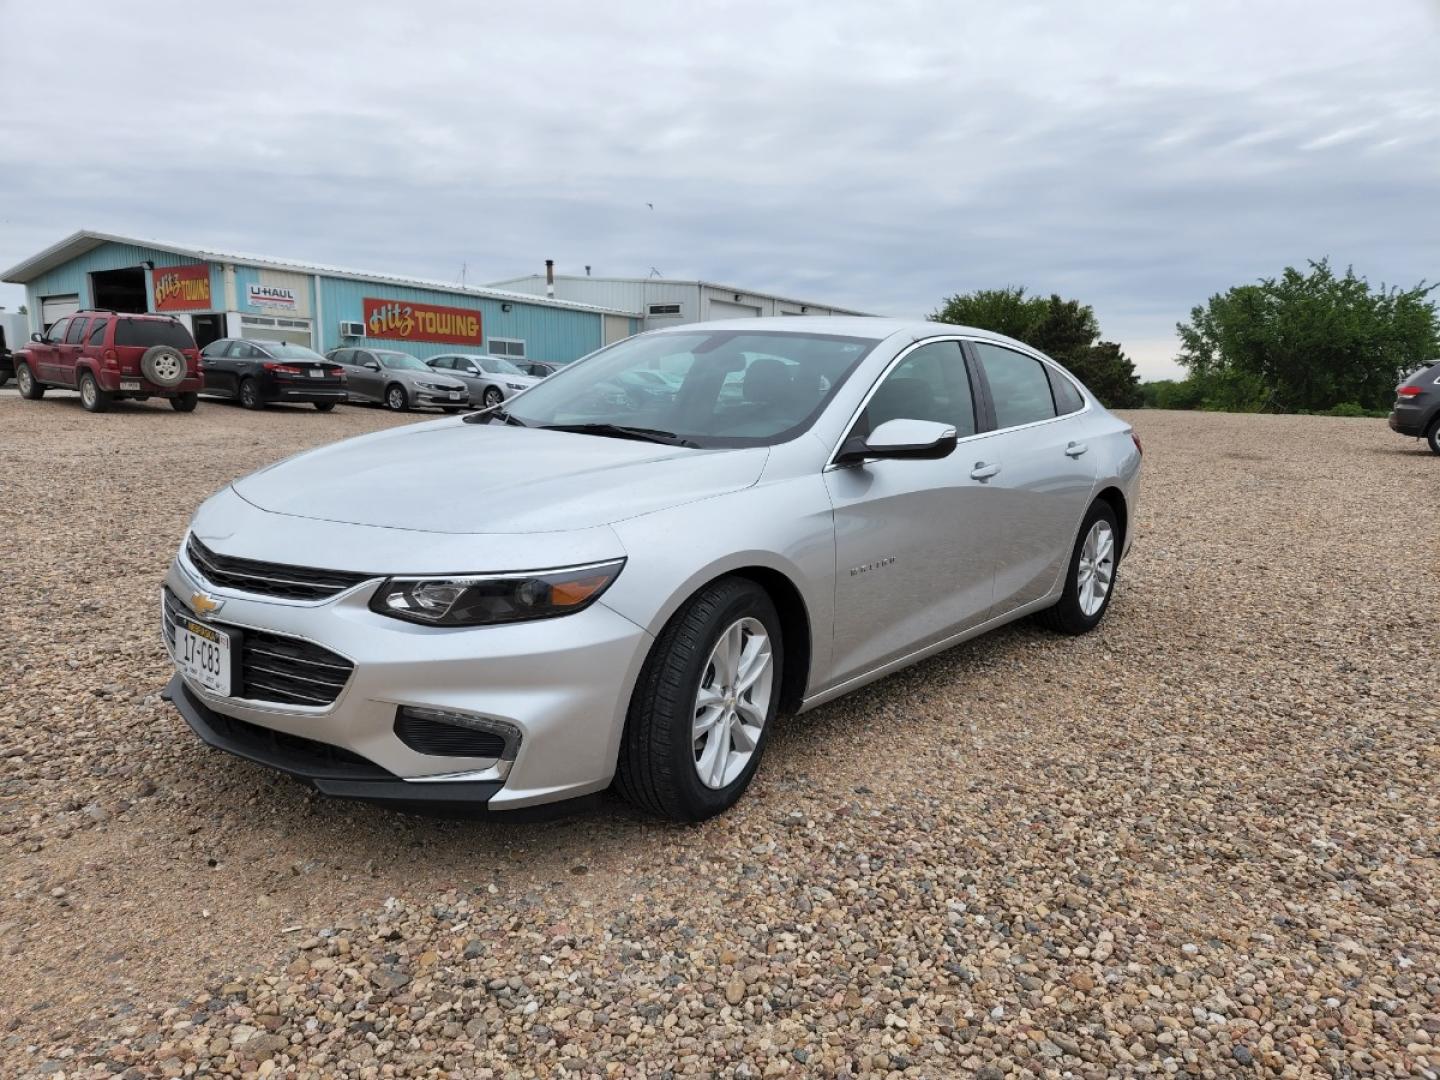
<box><xmin>163</xmin><ymin>587</ymin><xmax>355</xmax><ymax>708</ymax></box>
<box><xmin>186</xmin><ymin>535</ymin><xmax>371</xmax><ymax>601</ymax></box>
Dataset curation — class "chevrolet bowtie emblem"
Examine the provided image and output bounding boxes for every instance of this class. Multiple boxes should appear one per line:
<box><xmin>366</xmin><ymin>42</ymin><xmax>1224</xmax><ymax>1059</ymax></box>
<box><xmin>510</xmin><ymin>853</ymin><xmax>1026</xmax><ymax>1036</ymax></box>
<box><xmin>190</xmin><ymin>591</ymin><xmax>224</xmax><ymax>616</ymax></box>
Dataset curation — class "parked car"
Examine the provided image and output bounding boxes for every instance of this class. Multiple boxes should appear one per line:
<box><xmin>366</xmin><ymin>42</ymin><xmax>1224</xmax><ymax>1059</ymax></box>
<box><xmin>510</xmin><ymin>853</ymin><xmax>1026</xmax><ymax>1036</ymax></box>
<box><xmin>324</xmin><ymin>347</ymin><xmax>468</xmax><ymax>411</ymax></box>
<box><xmin>426</xmin><ymin>353</ymin><xmax>541</xmax><ymax>408</ymax></box>
<box><xmin>200</xmin><ymin>339</ymin><xmax>348</xmax><ymax>411</ymax></box>
<box><xmin>13</xmin><ymin>310</ymin><xmax>202</xmax><ymax>412</ymax></box>
<box><xmin>1390</xmin><ymin>360</ymin><xmax>1440</xmax><ymax>455</ymax></box>
<box><xmin>162</xmin><ymin>318</ymin><xmax>1141</xmax><ymax>821</ymax></box>
<box><xmin>0</xmin><ymin>322</ymin><xmax>13</xmax><ymax>387</ymax></box>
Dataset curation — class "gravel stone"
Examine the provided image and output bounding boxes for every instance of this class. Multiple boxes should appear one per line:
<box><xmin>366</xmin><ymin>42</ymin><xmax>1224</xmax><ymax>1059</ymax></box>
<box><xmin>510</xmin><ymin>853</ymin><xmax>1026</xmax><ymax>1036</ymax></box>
<box><xmin>2</xmin><ymin>403</ymin><xmax>1438</xmax><ymax>1078</ymax></box>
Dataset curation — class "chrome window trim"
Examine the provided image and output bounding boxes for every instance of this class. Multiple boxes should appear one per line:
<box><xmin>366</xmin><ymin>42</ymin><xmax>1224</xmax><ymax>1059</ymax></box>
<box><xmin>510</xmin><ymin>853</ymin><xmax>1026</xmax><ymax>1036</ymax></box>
<box><xmin>823</xmin><ymin>334</ymin><xmax>1092</xmax><ymax>470</ymax></box>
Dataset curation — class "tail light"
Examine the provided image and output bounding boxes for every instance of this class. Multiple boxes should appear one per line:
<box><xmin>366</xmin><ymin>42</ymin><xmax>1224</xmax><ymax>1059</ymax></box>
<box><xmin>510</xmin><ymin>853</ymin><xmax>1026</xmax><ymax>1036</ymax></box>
<box><xmin>329</xmin><ymin>365</ymin><xmax>346</xmax><ymax>381</ymax></box>
<box><xmin>102</xmin><ymin>348</ymin><xmax>118</xmax><ymax>371</ymax></box>
<box><xmin>1397</xmin><ymin>385</ymin><xmax>1423</xmax><ymax>399</ymax></box>
<box><xmin>1131</xmin><ymin>432</ymin><xmax>1143</xmax><ymax>456</ymax></box>
<box><xmin>263</xmin><ymin>362</ymin><xmax>304</xmax><ymax>375</ymax></box>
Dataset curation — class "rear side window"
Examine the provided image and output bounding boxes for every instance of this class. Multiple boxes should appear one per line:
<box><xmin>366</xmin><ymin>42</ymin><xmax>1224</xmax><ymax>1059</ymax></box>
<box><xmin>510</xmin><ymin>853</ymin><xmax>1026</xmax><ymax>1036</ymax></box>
<box><xmin>1046</xmin><ymin>366</ymin><xmax>1085</xmax><ymax>415</ymax></box>
<box><xmin>65</xmin><ymin>318</ymin><xmax>89</xmax><ymax>344</ymax></box>
<box><xmin>974</xmin><ymin>342</ymin><xmax>1058</xmax><ymax>429</ymax></box>
<box><xmin>87</xmin><ymin>319</ymin><xmax>108</xmax><ymax>345</ymax></box>
<box><xmin>114</xmin><ymin>319</ymin><xmax>196</xmax><ymax>350</ymax></box>
<box><xmin>329</xmin><ymin>349</ymin><xmax>353</xmax><ymax>364</ymax></box>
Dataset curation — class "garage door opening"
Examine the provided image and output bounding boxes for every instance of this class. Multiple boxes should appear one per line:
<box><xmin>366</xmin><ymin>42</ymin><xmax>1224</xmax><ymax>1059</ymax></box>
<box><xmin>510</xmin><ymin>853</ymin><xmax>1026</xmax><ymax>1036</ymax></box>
<box><xmin>91</xmin><ymin>267</ymin><xmax>148</xmax><ymax>313</ymax></box>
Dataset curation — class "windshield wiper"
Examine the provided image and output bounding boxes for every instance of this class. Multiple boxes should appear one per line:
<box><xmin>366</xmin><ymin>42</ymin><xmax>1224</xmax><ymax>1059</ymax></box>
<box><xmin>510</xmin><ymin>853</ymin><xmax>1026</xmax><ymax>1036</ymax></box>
<box><xmin>464</xmin><ymin>408</ymin><xmax>528</xmax><ymax>427</ymax></box>
<box><xmin>541</xmin><ymin>422</ymin><xmax>699</xmax><ymax>448</ymax></box>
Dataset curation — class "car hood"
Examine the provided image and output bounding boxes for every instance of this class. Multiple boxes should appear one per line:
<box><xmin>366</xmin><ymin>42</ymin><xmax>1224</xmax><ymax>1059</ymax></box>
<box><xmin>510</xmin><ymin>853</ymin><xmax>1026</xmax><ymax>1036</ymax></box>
<box><xmin>230</xmin><ymin>418</ymin><xmax>769</xmax><ymax>534</ymax></box>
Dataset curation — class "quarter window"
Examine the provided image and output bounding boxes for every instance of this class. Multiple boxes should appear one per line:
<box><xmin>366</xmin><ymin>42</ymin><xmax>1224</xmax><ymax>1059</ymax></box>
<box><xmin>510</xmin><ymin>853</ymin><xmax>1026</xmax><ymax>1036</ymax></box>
<box><xmin>330</xmin><ymin>349</ymin><xmax>353</xmax><ymax>365</ymax></box>
<box><xmin>1047</xmin><ymin>366</ymin><xmax>1085</xmax><ymax>415</ymax></box>
<box><xmin>65</xmin><ymin>318</ymin><xmax>89</xmax><ymax>344</ymax></box>
<box><xmin>973</xmin><ymin>342</ymin><xmax>1058</xmax><ymax>429</ymax></box>
<box><xmin>857</xmin><ymin>340</ymin><xmax>976</xmax><ymax>438</ymax></box>
<box><xmin>87</xmin><ymin>319</ymin><xmax>108</xmax><ymax>345</ymax></box>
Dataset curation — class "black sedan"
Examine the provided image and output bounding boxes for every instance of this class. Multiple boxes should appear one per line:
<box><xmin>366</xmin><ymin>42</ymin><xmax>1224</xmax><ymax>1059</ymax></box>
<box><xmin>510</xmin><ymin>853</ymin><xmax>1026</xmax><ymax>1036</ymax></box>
<box><xmin>200</xmin><ymin>339</ymin><xmax>347</xmax><ymax>410</ymax></box>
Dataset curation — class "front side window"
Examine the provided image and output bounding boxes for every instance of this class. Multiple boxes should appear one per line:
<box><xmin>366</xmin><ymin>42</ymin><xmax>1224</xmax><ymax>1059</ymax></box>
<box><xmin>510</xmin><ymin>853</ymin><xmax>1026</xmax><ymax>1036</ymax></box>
<box><xmin>855</xmin><ymin>340</ymin><xmax>976</xmax><ymax>438</ymax></box>
<box><xmin>65</xmin><ymin>318</ymin><xmax>89</xmax><ymax>344</ymax></box>
<box><xmin>973</xmin><ymin>342</ymin><xmax>1057</xmax><ymax>429</ymax></box>
<box><xmin>46</xmin><ymin>318</ymin><xmax>71</xmax><ymax>343</ymax></box>
<box><xmin>496</xmin><ymin>329</ymin><xmax>878</xmax><ymax>448</ymax></box>
<box><xmin>87</xmin><ymin>319</ymin><xmax>109</xmax><ymax>345</ymax></box>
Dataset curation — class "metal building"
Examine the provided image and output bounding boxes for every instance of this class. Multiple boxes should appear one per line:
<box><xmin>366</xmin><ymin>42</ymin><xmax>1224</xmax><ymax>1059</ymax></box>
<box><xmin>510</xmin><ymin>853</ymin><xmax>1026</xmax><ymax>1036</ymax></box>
<box><xmin>487</xmin><ymin>267</ymin><xmax>872</xmax><ymax>333</ymax></box>
<box><xmin>2</xmin><ymin>232</ymin><xmax>640</xmax><ymax>362</ymax></box>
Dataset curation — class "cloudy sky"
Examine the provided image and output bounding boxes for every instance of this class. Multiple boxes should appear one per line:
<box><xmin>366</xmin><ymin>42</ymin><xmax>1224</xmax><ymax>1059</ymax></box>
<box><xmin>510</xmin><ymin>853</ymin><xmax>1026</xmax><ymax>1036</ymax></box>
<box><xmin>2</xmin><ymin>0</ymin><xmax>1437</xmax><ymax>377</ymax></box>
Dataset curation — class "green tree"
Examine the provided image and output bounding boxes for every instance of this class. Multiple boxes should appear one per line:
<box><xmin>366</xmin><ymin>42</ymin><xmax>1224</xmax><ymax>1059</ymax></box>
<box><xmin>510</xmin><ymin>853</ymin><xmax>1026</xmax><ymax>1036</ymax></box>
<box><xmin>932</xmin><ymin>287</ymin><xmax>1143</xmax><ymax>408</ymax></box>
<box><xmin>1175</xmin><ymin>260</ymin><xmax>1440</xmax><ymax>413</ymax></box>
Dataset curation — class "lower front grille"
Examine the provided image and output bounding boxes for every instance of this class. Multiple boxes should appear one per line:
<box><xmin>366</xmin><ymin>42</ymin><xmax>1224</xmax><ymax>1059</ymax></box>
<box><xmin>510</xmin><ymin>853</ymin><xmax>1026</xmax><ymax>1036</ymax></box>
<box><xmin>163</xmin><ymin>587</ymin><xmax>355</xmax><ymax>707</ymax></box>
<box><xmin>198</xmin><ymin>707</ymin><xmax>391</xmax><ymax>780</ymax></box>
<box><xmin>395</xmin><ymin>710</ymin><xmax>509</xmax><ymax>758</ymax></box>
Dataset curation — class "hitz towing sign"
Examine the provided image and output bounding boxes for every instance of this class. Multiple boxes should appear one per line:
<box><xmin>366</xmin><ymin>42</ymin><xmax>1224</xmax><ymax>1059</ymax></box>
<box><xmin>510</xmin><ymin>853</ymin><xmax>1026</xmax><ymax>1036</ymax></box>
<box><xmin>152</xmin><ymin>264</ymin><xmax>212</xmax><ymax>311</ymax></box>
<box><xmin>362</xmin><ymin>298</ymin><xmax>483</xmax><ymax>345</ymax></box>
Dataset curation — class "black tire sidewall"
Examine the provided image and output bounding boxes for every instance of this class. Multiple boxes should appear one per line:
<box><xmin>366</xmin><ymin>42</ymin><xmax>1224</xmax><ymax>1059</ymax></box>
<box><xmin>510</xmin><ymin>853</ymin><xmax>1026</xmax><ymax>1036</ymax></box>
<box><xmin>80</xmin><ymin>372</ymin><xmax>107</xmax><ymax>412</ymax></box>
<box><xmin>16</xmin><ymin>363</ymin><xmax>39</xmax><ymax>398</ymax></box>
<box><xmin>1053</xmin><ymin>501</ymin><xmax>1120</xmax><ymax>632</ymax></box>
<box><xmin>636</xmin><ymin>580</ymin><xmax>784</xmax><ymax>820</ymax></box>
<box><xmin>314</xmin><ymin>402</ymin><xmax>336</xmax><ymax>412</ymax></box>
<box><xmin>1427</xmin><ymin>419</ymin><xmax>1440</xmax><ymax>456</ymax></box>
<box><xmin>171</xmin><ymin>393</ymin><xmax>198</xmax><ymax>412</ymax></box>
<box><xmin>239</xmin><ymin>378</ymin><xmax>262</xmax><ymax>409</ymax></box>
<box><xmin>484</xmin><ymin>388</ymin><xmax>504</xmax><ymax>408</ymax></box>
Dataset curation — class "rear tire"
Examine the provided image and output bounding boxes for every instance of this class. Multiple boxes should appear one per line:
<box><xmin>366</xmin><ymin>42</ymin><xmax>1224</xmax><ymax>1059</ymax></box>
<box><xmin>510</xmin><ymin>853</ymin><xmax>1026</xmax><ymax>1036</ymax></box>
<box><xmin>239</xmin><ymin>377</ymin><xmax>264</xmax><ymax>410</ymax></box>
<box><xmin>79</xmin><ymin>371</ymin><xmax>111</xmax><ymax>413</ymax></box>
<box><xmin>1427</xmin><ymin>417</ymin><xmax>1440</xmax><ymax>456</ymax></box>
<box><xmin>386</xmin><ymin>384</ymin><xmax>409</xmax><ymax>411</ymax></box>
<box><xmin>313</xmin><ymin>401</ymin><xmax>336</xmax><ymax>413</ymax></box>
<box><xmin>1037</xmin><ymin>500</ymin><xmax>1119</xmax><ymax>635</ymax></box>
<box><xmin>615</xmin><ymin>577</ymin><xmax>783</xmax><ymax>822</ymax></box>
<box><xmin>170</xmin><ymin>393</ymin><xmax>198</xmax><ymax>412</ymax></box>
<box><xmin>16</xmin><ymin>362</ymin><xmax>44</xmax><ymax>399</ymax></box>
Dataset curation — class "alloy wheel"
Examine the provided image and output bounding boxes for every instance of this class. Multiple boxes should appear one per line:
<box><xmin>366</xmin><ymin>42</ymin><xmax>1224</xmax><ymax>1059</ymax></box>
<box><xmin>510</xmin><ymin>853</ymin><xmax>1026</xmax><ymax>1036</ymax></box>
<box><xmin>81</xmin><ymin>377</ymin><xmax>97</xmax><ymax>409</ymax></box>
<box><xmin>17</xmin><ymin>366</ymin><xmax>32</xmax><ymax>394</ymax></box>
<box><xmin>484</xmin><ymin>387</ymin><xmax>504</xmax><ymax>408</ymax></box>
<box><xmin>1076</xmin><ymin>519</ymin><xmax>1115</xmax><ymax>616</ymax></box>
<box><xmin>692</xmin><ymin>617</ymin><xmax>775</xmax><ymax>790</ymax></box>
<box><xmin>388</xmin><ymin>387</ymin><xmax>405</xmax><ymax>410</ymax></box>
<box><xmin>152</xmin><ymin>353</ymin><xmax>182</xmax><ymax>383</ymax></box>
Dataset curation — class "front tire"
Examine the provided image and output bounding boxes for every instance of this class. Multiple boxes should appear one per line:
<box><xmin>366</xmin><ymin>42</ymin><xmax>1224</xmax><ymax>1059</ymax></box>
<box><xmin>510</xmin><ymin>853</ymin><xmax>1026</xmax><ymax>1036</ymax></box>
<box><xmin>483</xmin><ymin>386</ymin><xmax>504</xmax><ymax>409</ymax></box>
<box><xmin>1427</xmin><ymin>417</ymin><xmax>1440</xmax><ymax>456</ymax></box>
<box><xmin>1037</xmin><ymin>500</ymin><xmax>1119</xmax><ymax>635</ymax></box>
<box><xmin>313</xmin><ymin>401</ymin><xmax>336</xmax><ymax>413</ymax></box>
<box><xmin>16</xmin><ymin>362</ymin><xmax>44</xmax><ymax>399</ymax></box>
<box><xmin>615</xmin><ymin>577</ymin><xmax>783</xmax><ymax>822</ymax></box>
<box><xmin>386</xmin><ymin>384</ymin><xmax>409</xmax><ymax>411</ymax></box>
<box><xmin>239</xmin><ymin>377</ymin><xmax>264</xmax><ymax>410</ymax></box>
<box><xmin>170</xmin><ymin>392</ymin><xmax>198</xmax><ymax>412</ymax></box>
<box><xmin>79</xmin><ymin>371</ymin><xmax>111</xmax><ymax>413</ymax></box>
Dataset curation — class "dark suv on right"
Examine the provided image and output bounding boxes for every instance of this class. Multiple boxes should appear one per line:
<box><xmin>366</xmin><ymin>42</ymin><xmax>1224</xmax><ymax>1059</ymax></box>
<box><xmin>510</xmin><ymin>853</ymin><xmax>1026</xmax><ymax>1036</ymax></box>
<box><xmin>1390</xmin><ymin>361</ymin><xmax>1440</xmax><ymax>455</ymax></box>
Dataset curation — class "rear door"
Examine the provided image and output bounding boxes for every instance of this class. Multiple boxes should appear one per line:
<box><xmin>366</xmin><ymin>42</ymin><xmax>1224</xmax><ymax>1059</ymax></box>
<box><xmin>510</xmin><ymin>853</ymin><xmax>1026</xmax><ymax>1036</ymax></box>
<box><xmin>58</xmin><ymin>316</ymin><xmax>90</xmax><ymax>386</ymax></box>
<box><xmin>200</xmin><ymin>340</ymin><xmax>233</xmax><ymax>396</ymax></box>
<box><xmin>967</xmin><ymin>341</ymin><xmax>1098</xmax><ymax>616</ymax></box>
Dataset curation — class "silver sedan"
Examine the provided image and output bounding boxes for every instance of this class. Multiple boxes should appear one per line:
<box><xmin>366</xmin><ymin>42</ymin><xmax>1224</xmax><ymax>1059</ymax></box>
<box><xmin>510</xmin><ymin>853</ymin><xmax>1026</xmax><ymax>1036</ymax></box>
<box><xmin>163</xmin><ymin>318</ymin><xmax>1141</xmax><ymax>821</ymax></box>
<box><xmin>426</xmin><ymin>353</ymin><xmax>541</xmax><ymax>408</ymax></box>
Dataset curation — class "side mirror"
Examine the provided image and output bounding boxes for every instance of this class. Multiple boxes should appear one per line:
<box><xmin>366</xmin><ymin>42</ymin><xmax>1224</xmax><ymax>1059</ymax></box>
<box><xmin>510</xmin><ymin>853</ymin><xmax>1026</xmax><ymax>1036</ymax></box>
<box><xmin>31</xmin><ymin>332</ymin><xmax>42</xmax><ymax>342</ymax></box>
<box><xmin>835</xmin><ymin>418</ymin><xmax>958</xmax><ymax>466</ymax></box>
<box><xmin>364</xmin><ymin>361</ymin><xmax>380</xmax><ymax>371</ymax></box>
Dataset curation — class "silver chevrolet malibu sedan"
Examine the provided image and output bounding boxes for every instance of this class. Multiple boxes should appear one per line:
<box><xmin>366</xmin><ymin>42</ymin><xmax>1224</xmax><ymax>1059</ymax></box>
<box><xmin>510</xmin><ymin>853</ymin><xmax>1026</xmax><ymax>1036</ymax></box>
<box><xmin>162</xmin><ymin>318</ymin><xmax>1141</xmax><ymax>821</ymax></box>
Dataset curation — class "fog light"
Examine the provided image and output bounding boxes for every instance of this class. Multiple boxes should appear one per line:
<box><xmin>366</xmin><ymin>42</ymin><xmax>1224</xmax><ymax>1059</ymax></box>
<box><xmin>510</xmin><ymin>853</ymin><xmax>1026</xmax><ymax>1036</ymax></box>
<box><xmin>394</xmin><ymin>705</ymin><xmax>521</xmax><ymax>761</ymax></box>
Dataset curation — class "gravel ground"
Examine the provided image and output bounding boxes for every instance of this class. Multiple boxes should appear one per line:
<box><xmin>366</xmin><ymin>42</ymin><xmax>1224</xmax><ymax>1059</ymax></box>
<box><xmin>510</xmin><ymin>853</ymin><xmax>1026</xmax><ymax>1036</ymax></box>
<box><xmin>2</xmin><ymin>395</ymin><xmax>1437</xmax><ymax>1079</ymax></box>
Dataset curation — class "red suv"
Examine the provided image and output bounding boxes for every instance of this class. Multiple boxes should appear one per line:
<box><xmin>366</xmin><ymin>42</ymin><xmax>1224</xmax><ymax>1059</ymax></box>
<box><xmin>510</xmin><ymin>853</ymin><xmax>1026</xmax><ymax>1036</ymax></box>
<box><xmin>14</xmin><ymin>310</ymin><xmax>204</xmax><ymax>412</ymax></box>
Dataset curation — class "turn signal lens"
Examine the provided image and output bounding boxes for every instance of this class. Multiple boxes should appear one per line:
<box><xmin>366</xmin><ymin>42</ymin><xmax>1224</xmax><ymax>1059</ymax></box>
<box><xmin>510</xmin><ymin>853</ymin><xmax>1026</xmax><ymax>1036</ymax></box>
<box><xmin>370</xmin><ymin>560</ymin><xmax>626</xmax><ymax>627</ymax></box>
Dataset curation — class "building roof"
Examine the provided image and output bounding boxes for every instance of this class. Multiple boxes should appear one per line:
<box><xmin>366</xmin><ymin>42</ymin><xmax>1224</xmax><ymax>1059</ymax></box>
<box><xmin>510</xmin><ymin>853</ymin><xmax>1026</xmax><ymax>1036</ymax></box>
<box><xmin>487</xmin><ymin>273</ymin><xmax>873</xmax><ymax>316</ymax></box>
<box><xmin>2</xmin><ymin>231</ymin><xmax>642</xmax><ymax>317</ymax></box>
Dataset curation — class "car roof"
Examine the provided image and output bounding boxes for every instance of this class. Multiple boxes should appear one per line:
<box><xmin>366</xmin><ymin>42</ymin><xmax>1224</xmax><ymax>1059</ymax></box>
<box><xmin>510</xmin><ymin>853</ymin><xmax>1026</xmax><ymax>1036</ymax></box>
<box><xmin>645</xmin><ymin>315</ymin><xmax>1041</xmax><ymax>354</ymax></box>
<box><xmin>74</xmin><ymin>309</ymin><xmax>180</xmax><ymax>322</ymax></box>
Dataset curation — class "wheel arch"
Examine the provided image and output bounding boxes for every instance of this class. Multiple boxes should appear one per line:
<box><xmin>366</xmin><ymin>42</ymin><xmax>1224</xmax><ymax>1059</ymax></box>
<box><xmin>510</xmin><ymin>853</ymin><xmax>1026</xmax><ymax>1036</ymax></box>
<box><xmin>1093</xmin><ymin>485</ymin><xmax>1128</xmax><ymax>558</ymax></box>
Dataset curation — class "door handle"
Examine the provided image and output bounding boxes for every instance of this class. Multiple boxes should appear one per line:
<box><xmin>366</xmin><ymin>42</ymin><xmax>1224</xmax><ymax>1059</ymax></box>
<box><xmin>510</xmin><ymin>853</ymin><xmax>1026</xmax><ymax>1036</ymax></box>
<box><xmin>970</xmin><ymin>461</ymin><xmax>1001</xmax><ymax>481</ymax></box>
<box><xmin>1065</xmin><ymin>442</ymin><xmax>1089</xmax><ymax>457</ymax></box>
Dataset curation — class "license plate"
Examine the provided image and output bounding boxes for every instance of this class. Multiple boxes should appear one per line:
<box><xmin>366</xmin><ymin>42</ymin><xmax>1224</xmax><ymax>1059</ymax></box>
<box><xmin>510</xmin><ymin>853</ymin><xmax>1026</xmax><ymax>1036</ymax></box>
<box><xmin>308</xmin><ymin>369</ymin><xmax>323</xmax><ymax>378</ymax></box>
<box><xmin>449</xmin><ymin>391</ymin><xmax>463</xmax><ymax>400</ymax></box>
<box><xmin>120</xmin><ymin>380</ymin><xmax>141</xmax><ymax>390</ymax></box>
<box><xmin>176</xmin><ymin>617</ymin><xmax>231</xmax><ymax>696</ymax></box>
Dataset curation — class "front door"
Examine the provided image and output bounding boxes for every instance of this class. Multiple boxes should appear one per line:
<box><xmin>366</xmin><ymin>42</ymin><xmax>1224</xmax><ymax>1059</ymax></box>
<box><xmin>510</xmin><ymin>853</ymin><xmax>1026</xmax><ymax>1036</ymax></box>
<box><xmin>968</xmin><ymin>341</ymin><xmax>1098</xmax><ymax>615</ymax></box>
<box><xmin>349</xmin><ymin>349</ymin><xmax>384</xmax><ymax>401</ymax></box>
<box><xmin>31</xmin><ymin>317</ymin><xmax>69</xmax><ymax>382</ymax></box>
<box><xmin>824</xmin><ymin>339</ymin><xmax>996</xmax><ymax>685</ymax></box>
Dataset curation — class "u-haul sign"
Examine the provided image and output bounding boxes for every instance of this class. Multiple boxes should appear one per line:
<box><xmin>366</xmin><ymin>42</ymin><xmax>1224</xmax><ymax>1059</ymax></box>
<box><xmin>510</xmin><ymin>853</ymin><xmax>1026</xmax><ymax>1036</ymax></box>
<box><xmin>247</xmin><ymin>283</ymin><xmax>297</xmax><ymax>309</ymax></box>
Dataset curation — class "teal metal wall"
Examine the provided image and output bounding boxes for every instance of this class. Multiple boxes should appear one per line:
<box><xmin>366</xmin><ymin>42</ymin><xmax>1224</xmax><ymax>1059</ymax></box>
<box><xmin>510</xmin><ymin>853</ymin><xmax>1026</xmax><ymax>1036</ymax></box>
<box><xmin>24</xmin><ymin>242</ymin><xmax>222</xmax><ymax>326</ymax></box>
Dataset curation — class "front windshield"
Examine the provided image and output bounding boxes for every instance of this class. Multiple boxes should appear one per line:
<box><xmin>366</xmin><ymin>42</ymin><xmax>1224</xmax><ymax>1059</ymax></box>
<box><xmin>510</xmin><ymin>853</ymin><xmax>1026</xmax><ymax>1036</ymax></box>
<box><xmin>267</xmin><ymin>342</ymin><xmax>327</xmax><ymax>361</ymax></box>
<box><xmin>377</xmin><ymin>352</ymin><xmax>428</xmax><ymax>371</ymax></box>
<box><xmin>497</xmin><ymin>329</ymin><xmax>878</xmax><ymax>447</ymax></box>
<box><xmin>480</xmin><ymin>356</ymin><xmax>525</xmax><ymax>376</ymax></box>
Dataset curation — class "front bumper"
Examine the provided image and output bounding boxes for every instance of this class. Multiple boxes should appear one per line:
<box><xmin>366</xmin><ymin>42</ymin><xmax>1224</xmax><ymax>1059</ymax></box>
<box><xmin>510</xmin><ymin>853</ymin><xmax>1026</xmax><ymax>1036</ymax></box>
<box><xmin>162</xmin><ymin>552</ymin><xmax>653</xmax><ymax>809</ymax></box>
<box><xmin>414</xmin><ymin>388</ymin><xmax>469</xmax><ymax>408</ymax></box>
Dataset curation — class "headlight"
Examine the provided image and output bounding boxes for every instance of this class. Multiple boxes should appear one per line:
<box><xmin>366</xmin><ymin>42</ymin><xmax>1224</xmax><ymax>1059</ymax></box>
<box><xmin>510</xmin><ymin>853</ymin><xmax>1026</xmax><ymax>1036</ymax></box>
<box><xmin>417</xmin><ymin>380</ymin><xmax>455</xmax><ymax>392</ymax></box>
<box><xmin>506</xmin><ymin>381</ymin><xmax>527</xmax><ymax>391</ymax></box>
<box><xmin>370</xmin><ymin>559</ymin><xmax>626</xmax><ymax>627</ymax></box>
